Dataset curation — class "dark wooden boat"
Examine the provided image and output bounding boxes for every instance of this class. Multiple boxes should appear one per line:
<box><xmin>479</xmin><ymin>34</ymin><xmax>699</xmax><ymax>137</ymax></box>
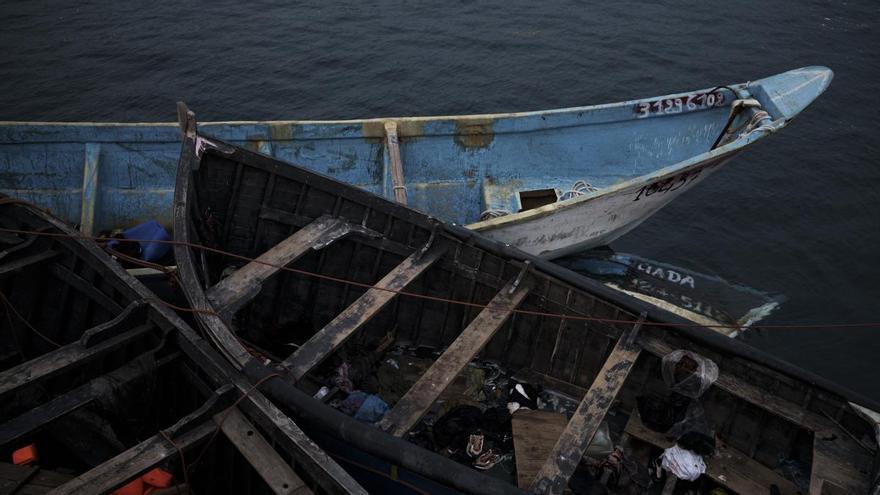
<box><xmin>173</xmin><ymin>104</ymin><xmax>880</xmax><ymax>495</ymax></box>
<box><xmin>0</xmin><ymin>197</ymin><xmax>365</xmax><ymax>494</ymax></box>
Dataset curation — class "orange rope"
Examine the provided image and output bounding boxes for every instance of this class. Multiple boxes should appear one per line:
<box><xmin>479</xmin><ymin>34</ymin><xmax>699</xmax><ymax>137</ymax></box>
<box><xmin>0</xmin><ymin>226</ymin><xmax>876</xmax><ymax>332</ymax></box>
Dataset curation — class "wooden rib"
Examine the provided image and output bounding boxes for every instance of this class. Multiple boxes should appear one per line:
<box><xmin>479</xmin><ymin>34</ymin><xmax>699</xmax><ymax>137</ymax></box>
<box><xmin>206</xmin><ymin>216</ymin><xmax>347</xmax><ymax>313</ymax></box>
<box><xmin>0</xmin><ymin>354</ymin><xmax>176</xmax><ymax>446</ymax></box>
<box><xmin>0</xmin><ymin>307</ymin><xmax>151</xmax><ymax>398</ymax></box>
<box><xmin>530</xmin><ymin>323</ymin><xmax>643</xmax><ymax>495</ymax></box>
<box><xmin>0</xmin><ymin>250</ymin><xmax>61</xmax><ymax>276</ymax></box>
<box><xmin>384</xmin><ymin>121</ymin><xmax>408</xmax><ymax>205</ymax></box>
<box><xmin>47</xmin><ymin>264</ymin><xmax>123</xmax><ymax>313</ymax></box>
<box><xmin>49</xmin><ymin>420</ymin><xmax>215</xmax><ymax>495</ymax></box>
<box><xmin>281</xmin><ymin>246</ymin><xmax>445</xmax><ymax>380</ymax></box>
<box><xmin>378</xmin><ymin>279</ymin><xmax>530</xmax><ymax>437</ymax></box>
<box><xmin>215</xmin><ymin>407</ymin><xmax>311</xmax><ymax>495</ymax></box>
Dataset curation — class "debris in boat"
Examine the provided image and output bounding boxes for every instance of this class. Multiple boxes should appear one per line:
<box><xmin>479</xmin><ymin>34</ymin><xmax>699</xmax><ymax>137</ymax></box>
<box><xmin>11</xmin><ymin>443</ymin><xmax>37</xmax><ymax>465</ymax></box>
<box><xmin>106</xmin><ymin>220</ymin><xmax>171</xmax><ymax>262</ymax></box>
<box><xmin>660</xmin><ymin>444</ymin><xmax>707</xmax><ymax>481</ymax></box>
<box><xmin>661</xmin><ymin>350</ymin><xmax>719</xmax><ymax>399</ymax></box>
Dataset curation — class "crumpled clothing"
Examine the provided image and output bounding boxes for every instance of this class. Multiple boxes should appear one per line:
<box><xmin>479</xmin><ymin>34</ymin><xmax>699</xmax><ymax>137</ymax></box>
<box><xmin>660</xmin><ymin>445</ymin><xmax>706</xmax><ymax>481</ymax></box>
<box><xmin>353</xmin><ymin>394</ymin><xmax>389</xmax><ymax>423</ymax></box>
<box><xmin>339</xmin><ymin>392</ymin><xmax>390</xmax><ymax>423</ymax></box>
<box><xmin>340</xmin><ymin>391</ymin><xmax>367</xmax><ymax>415</ymax></box>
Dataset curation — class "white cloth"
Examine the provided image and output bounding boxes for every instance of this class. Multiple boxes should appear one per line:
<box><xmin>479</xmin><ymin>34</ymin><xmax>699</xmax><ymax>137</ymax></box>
<box><xmin>660</xmin><ymin>445</ymin><xmax>706</xmax><ymax>481</ymax></box>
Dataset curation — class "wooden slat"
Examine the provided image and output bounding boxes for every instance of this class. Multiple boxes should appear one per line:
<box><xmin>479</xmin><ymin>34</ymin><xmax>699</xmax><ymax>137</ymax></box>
<box><xmin>384</xmin><ymin>122</ymin><xmax>408</xmax><ymax>205</ymax></box>
<box><xmin>625</xmin><ymin>410</ymin><xmax>800</xmax><ymax>495</ymax></box>
<box><xmin>378</xmin><ymin>279</ymin><xmax>530</xmax><ymax>436</ymax></box>
<box><xmin>207</xmin><ymin>216</ymin><xmax>348</xmax><ymax>312</ymax></box>
<box><xmin>215</xmin><ymin>407</ymin><xmax>311</xmax><ymax>495</ymax></box>
<box><xmin>0</xmin><ymin>322</ymin><xmax>151</xmax><ymax>398</ymax></box>
<box><xmin>47</xmin><ymin>265</ymin><xmax>123</xmax><ymax>313</ymax></box>
<box><xmin>281</xmin><ymin>247</ymin><xmax>444</xmax><ymax>380</ymax></box>
<box><xmin>48</xmin><ymin>421</ymin><xmax>215</xmax><ymax>495</ymax></box>
<box><xmin>531</xmin><ymin>330</ymin><xmax>642</xmax><ymax>494</ymax></box>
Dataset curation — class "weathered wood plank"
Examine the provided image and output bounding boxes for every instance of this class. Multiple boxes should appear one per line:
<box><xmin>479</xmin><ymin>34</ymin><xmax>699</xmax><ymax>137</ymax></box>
<box><xmin>0</xmin><ymin>354</ymin><xmax>176</xmax><ymax>446</ymax></box>
<box><xmin>207</xmin><ymin>216</ymin><xmax>351</xmax><ymax>314</ymax></box>
<box><xmin>624</xmin><ymin>410</ymin><xmax>800</xmax><ymax>495</ymax></box>
<box><xmin>48</xmin><ymin>421</ymin><xmax>215</xmax><ymax>495</ymax></box>
<box><xmin>0</xmin><ymin>321</ymin><xmax>152</xmax><ymax>398</ymax></box>
<box><xmin>47</xmin><ymin>264</ymin><xmax>123</xmax><ymax>314</ymax></box>
<box><xmin>215</xmin><ymin>407</ymin><xmax>311</xmax><ymax>495</ymax></box>
<box><xmin>384</xmin><ymin>122</ymin><xmax>408</xmax><ymax>205</ymax></box>
<box><xmin>531</xmin><ymin>330</ymin><xmax>641</xmax><ymax>494</ymax></box>
<box><xmin>281</xmin><ymin>246</ymin><xmax>444</xmax><ymax>380</ymax></box>
<box><xmin>511</xmin><ymin>410</ymin><xmax>569</xmax><ymax>489</ymax></box>
<box><xmin>378</xmin><ymin>279</ymin><xmax>530</xmax><ymax>436</ymax></box>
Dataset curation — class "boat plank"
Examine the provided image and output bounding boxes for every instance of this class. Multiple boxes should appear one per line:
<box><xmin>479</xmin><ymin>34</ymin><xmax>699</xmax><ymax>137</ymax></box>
<box><xmin>0</xmin><ymin>250</ymin><xmax>60</xmax><ymax>276</ymax></box>
<box><xmin>48</xmin><ymin>421</ymin><xmax>215</xmax><ymax>495</ymax></box>
<box><xmin>215</xmin><ymin>407</ymin><xmax>311</xmax><ymax>495</ymax></box>
<box><xmin>809</xmin><ymin>430</ymin><xmax>871</xmax><ymax>495</ymax></box>
<box><xmin>378</xmin><ymin>279</ymin><xmax>530</xmax><ymax>436</ymax></box>
<box><xmin>207</xmin><ymin>216</ymin><xmax>348</xmax><ymax>313</ymax></box>
<box><xmin>511</xmin><ymin>410</ymin><xmax>569</xmax><ymax>489</ymax></box>
<box><xmin>281</xmin><ymin>246</ymin><xmax>445</xmax><ymax>381</ymax></box>
<box><xmin>530</xmin><ymin>329</ymin><xmax>641</xmax><ymax>494</ymax></box>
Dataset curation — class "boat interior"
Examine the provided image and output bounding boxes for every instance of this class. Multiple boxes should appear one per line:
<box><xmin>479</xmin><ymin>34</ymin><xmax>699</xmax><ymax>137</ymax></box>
<box><xmin>178</xmin><ymin>135</ymin><xmax>878</xmax><ymax>494</ymax></box>
<box><xmin>0</xmin><ymin>199</ymin><xmax>363</xmax><ymax>495</ymax></box>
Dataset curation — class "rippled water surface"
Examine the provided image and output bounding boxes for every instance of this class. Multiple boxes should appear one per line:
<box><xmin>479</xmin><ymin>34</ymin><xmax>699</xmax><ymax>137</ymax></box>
<box><xmin>2</xmin><ymin>0</ymin><xmax>878</xmax><ymax>398</ymax></box>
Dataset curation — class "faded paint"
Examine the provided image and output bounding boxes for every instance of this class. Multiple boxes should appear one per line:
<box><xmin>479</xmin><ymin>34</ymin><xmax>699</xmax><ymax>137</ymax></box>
<box><xmin>453</xmin><ymin>118</ymin><xmax>495</xmax><ymax>149</ymax></box>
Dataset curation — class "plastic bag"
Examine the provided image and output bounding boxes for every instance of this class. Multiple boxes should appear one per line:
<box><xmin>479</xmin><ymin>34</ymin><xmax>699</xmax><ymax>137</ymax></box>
<box><xmin>661</xmin><ymin>350</ymin><xmax>719</xmax><ymax>399</ymax></box>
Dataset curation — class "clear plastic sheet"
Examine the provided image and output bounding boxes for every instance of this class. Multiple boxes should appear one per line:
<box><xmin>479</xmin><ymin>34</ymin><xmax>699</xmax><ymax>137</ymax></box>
<box><xmin>661</xmin><ymin>350</ymin><xmax>719</xmax><ymax>399</ymax></box>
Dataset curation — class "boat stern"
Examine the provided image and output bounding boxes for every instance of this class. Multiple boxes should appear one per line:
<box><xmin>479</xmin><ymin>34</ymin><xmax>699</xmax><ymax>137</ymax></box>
<box><xmin>747</xmin><ymin>66</ymin><xmax>833</xmax><ymax>121</ymax></box>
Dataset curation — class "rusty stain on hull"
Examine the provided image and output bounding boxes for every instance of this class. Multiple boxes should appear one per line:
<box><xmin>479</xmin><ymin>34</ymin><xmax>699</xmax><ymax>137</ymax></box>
<box><xmin>453</xmin><ymin>118</ymin><xmax>495</xmax><ymax>149</ymax></box>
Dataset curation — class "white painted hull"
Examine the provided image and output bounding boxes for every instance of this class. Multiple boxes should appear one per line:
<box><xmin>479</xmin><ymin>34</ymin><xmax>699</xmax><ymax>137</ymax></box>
<box><xmin>470</xmin><ymin>155</ymin><xmax>731</xmax><ymax>258</ymax></box>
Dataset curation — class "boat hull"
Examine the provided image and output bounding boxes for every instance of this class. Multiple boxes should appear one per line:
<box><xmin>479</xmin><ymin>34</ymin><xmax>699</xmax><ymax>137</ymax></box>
<box><xmin>0</xmin><ymin>67</ymin><xmax>832</xmax><ymax>257</ymax></box>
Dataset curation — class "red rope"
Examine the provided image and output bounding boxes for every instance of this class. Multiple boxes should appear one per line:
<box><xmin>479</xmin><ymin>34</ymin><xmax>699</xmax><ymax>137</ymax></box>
<box><xmin>0</xmin><ymin>225</ymin><xmax>876</xmax><ymax>331</ymax></box>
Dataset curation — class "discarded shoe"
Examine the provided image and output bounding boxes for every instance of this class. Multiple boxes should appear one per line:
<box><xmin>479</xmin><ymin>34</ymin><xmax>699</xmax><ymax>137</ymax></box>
<box><xmin>474</xmin><ymin>449</ymin><xmax>503</xmax><ymax>470</ymax></box>
<box><xmin>466</xmin><ymin>432</ymin><xmax>484</xmax><ymax>457</ymax></box>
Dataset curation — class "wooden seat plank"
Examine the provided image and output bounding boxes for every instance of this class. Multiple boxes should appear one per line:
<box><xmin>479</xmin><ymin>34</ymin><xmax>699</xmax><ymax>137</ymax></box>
<box><xmin>809</xmin><ymin>429</ymin><xmax>871</xmax><ymax>495</ymax></box>
<box><xmin>624</xmin><ymin>410</ymin><xmax>801</xmax><ymax>495</ymax></box>
<box><xmin>215</xmin><ymin>407</ymin><xmax>311</xmax><ymax>495</ymax></box>
<box><xmin>207</xmin><ymin>216</ymin><xmax>349</xmax><ymax>313</ymax></box>
<box><xmin>378</xmin><ymin>279</ymin><xmax>530</xmax><ymax>436</ymax></box>
<box><xmin>281</xmin><ymin>247</ymin><xmax>444</xmax><ymax>380</ymax></box>
<box><xmin>530</xmin><ymin>333</ymin><xmax>641</xmax><ymax>495</ymax></box>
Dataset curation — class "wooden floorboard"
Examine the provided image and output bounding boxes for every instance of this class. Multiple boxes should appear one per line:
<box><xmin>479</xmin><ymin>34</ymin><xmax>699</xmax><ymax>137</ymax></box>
<box><xmin>530</xmin><ymin>334</ymin><xmax>641</xmax><ymax>494</ymax></box>
<box><xmin>511</xmin><ymin>410</ymin><xmax>569</xmax><ymax>489</ymax></box>
<box><xmin>378</xmin><ymin>279</ymin><xmax>530</xmax><ymax>437</ymax></box>
<box><xmin>281</xmin><ymin>247</ymin><xmax>444</xmax><ymax>380</ymax></box>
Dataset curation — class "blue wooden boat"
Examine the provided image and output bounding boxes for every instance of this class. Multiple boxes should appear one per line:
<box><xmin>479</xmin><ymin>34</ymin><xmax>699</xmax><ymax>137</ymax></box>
<box><xmin>0</xmin><ymin>67</ymin><xmax>831</xmax><ymax>258</ymax></box>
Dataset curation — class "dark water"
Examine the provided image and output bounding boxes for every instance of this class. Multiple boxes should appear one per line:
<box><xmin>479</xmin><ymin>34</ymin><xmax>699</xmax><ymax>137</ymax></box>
<box><xmin>2</xmin><ymin>1</ymin><xmax>879</xmax><ymax>398</ymax></box>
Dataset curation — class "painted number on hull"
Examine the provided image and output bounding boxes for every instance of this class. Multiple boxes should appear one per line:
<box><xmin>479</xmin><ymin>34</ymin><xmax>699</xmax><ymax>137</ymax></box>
<box><xmin>635</xmin><ymin>91</ymin><xmax>726</xmax><ymax>119</ymax></box>
<box><xmin>633</xmin><ymin>169</ymin><xmax>702</xmax><ymax>201</ymax></box>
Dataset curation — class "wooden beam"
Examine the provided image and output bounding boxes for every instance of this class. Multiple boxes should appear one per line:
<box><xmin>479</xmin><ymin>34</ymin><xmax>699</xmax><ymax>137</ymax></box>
<box><xmin>215</xmin><ymin>407</ymin><xmax>311</xmax><ymax>495</ymax></box>
<box><xmin>207</xmin><ymin>216</ymin><xmax>365</xmax><ymax>315</ymax></box>
<box><xmin>530</xmin><ymin>317</ymin><xmax>644</xmax><ymax>495</ymax></box>
<box><xmin>378</xmin><ymin>279</ymin><xmax>530</xmax><ymax>436</ymax></box>
<box><xmin>47</xmin><ymin>265</ymin><xmax>123</xmax><ymax>313</ymax></box>
<box><xmin>0</xmin><ymin>250</ymin><xmax>61</xmax><ymax>276</ymax></box>
<box><xmin>49</xmin><ymin>421</ymin><xmax>215</xmax><ymax>495</ymax></box>
<box><xmin>0</xmin><ymin>321</ymin><xmax>152</xmax><ymax>398</ymax></box>
<box><xmin>0</xmin><ymin>354</ymin><xmax>176</xmax><ymax>446</ymax></box>
<box><xmin>281</xmin><ymin>246</ymin><xmax>444</xmax><ymax>380</ymax></box>
<box><xmin>79</xmin><ymin>143</ymin><xmax>101</xmax><ymax>236</ymax></box>
<box><xmin>384</xmin><ymin>122</ymin><xmax>407</xmax><ymax>205</ymax></box>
